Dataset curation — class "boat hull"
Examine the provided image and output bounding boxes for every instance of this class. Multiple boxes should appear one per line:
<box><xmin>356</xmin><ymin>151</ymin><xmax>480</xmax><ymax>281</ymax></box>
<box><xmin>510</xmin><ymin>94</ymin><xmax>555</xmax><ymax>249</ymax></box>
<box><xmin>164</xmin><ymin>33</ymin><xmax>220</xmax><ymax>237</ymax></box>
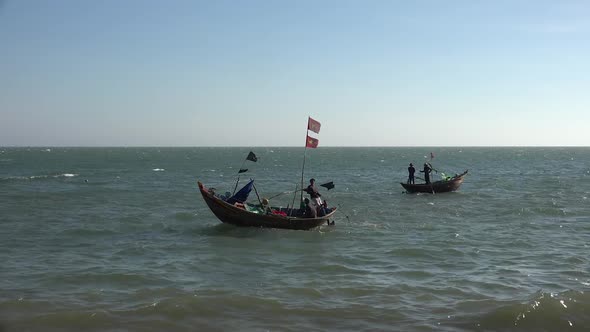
<box><xmin>401</xmin><ymin>170</ymin><xmax>468</xmax><ymax>194</ymax></box>
<box><xmin>198</xmin><ymin>182</ymin><xmax>336</xmax><ymax>230</ymax></box>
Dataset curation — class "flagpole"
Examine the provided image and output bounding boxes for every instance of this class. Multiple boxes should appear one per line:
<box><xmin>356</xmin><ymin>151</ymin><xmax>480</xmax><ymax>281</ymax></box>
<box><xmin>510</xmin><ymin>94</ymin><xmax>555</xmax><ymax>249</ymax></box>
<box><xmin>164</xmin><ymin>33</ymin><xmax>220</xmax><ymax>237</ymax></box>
<box><xmin>299</xmin><ymin>117</ymin><xmax>320</xmax><ymax>207</ymax></box>
<box><xmin>289</xmin><ymin>183</ymin><xmax>299</xmax><ymax>216</ymax></box>
<box><xmin>232</xmin><ymin>157</ymin><xmax>248</xmax><ymax>195</ymax></box>
<box><xmin>300</xmin><ymin>128</ymin><xmax>308</xmax><ymax>205</ymax></box>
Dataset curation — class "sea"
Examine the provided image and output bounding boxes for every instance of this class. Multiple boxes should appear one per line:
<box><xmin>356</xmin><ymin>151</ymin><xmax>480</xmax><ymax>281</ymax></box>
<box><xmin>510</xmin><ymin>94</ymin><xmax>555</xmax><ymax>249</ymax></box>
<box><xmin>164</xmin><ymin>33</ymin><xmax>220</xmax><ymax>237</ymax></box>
<box><xmin>1</xmin><ymin>147</ymin><xmax>589</xmax><ymax>332</ymax></box>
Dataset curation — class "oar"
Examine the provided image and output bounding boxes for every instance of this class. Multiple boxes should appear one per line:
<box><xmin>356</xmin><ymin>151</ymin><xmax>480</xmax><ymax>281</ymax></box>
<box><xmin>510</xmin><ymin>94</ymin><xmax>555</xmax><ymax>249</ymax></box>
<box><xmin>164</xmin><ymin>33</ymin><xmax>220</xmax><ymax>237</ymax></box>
<box><xmin>252</xmin><ymin>184</ymin><xmax>264</xmax><ymax>206</ymax></box>
<box><xmin>416</xmin><ymin>176</ymin><xmax>428</xmax><ymax>182</ymax></box>
<box><xmin>414</xmin><ymin>176</ymin><xmax>435</xmax><ymax>194</ymax></box>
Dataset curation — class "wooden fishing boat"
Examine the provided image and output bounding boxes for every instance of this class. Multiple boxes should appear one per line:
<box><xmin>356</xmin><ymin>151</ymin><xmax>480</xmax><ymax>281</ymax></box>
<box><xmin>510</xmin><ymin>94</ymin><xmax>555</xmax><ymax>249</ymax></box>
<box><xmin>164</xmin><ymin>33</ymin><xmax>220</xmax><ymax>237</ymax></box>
<box><xmin>401</xmin><ymin>170</ymin><xmax>468</xmax><ymax>194</ymax></box>
<box><xmin>198</xmin><ymin>181</ymin><xmax>337</xmax><ymax>230</ymax></box>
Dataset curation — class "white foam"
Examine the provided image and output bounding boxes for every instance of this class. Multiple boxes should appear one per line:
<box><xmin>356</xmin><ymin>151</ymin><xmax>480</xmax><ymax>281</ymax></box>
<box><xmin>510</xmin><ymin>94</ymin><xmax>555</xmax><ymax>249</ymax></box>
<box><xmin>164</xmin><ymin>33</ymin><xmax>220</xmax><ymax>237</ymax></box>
<box><xmin>152</xmin><ymin>168</ymin><xmax>165</xmax><ymax>172</ymax></box>
<box><xmin>8</xmin><ymin>173</ymin><xmax>79</xmax><ymax>180</ymax></box>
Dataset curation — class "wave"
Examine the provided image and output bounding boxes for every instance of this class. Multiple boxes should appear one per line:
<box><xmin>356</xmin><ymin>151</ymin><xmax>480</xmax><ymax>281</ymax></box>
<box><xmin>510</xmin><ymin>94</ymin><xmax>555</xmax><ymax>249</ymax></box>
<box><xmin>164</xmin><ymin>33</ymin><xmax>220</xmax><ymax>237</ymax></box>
<box><xmin>47</xmin><ymin>272</ymin><xmax>169</xmax><ymax>288</ymax></box>
<box><xmin>2</xmin><ymin>289</ymin><xmax>589</xmax><ymax>331</ymax></box>
<box><xmin>0</xmin><ymin>173</ymin><xmax>80</xmax><ymax>182</ymax></box>
<box><xmin>59</xmin><ymin>227</ymin><xmax>119</xmax><ymax>237</ymax></box>
<box><xmin>0</xmin><ymin>291</ymin><xmax>287</xmax><ymax>331</ymax></box>
<box><xmin>450</xmin><ymin>290</ymin><xmax>590</xmax><ymax>331</ymax></box>
<box><xmin>173</xmin><ymin>212</ymin><xmax>198</xmax><ymax>221</ymax></box>
<box><xmin>152</xmin><ymin>168</ymin><xmax>165</xmax><ymax>172</ymax></box>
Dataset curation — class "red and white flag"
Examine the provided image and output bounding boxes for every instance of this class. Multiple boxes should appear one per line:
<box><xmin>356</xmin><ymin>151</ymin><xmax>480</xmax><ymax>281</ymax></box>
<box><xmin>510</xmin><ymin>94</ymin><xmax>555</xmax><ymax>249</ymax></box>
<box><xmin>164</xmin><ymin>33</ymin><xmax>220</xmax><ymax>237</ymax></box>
<box><xmin>306</xmin><ymin>135</ymin><xmax>319</xmax><ymax>148</ymax></box>
<box><xmin>307</xmin><ymin>117</ymin><xmax>321</xmax><ymax>134</ymax></box>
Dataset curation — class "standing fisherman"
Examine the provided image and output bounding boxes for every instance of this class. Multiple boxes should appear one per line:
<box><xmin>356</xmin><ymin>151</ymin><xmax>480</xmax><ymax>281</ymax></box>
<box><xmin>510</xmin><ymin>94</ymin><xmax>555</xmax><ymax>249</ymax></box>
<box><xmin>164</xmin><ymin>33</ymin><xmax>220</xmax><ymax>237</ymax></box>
<box><xmin>407</xmin><ymin>163</ymin><xmax>416</xmax><ymax>184</ymax></box>
<box><xmin>304</xmin><ymin>178</ymin><xmax>322</xmax><ymax>211</ymax></box>
<box><xmin>420</xmin><ymin>163</ymin><xmax>432</xmax><ymax>184</ymax></box>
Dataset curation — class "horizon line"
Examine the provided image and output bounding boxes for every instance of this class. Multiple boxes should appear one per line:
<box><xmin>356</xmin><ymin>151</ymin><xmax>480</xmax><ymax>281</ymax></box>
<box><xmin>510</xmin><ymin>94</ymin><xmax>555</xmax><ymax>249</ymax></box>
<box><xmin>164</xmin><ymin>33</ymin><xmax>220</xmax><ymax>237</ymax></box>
<box><xmin>2</xmin><ymin>145</ymin><xmax>589</xmax><ymax>148</ymax></box>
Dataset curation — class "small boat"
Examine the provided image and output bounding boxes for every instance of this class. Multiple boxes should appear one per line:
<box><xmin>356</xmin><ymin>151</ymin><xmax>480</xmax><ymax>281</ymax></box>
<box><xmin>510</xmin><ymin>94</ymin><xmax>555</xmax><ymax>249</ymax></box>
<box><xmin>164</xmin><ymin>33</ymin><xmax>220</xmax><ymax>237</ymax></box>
<box><xmin>401</xmin><ymin>170</ymin><xmax>468</xmax><ymax>194</ymax></box>
<box><xmin>198</xmin><ymin>181</ymin><xmax>337</xmax><ymax>230</ymax></box>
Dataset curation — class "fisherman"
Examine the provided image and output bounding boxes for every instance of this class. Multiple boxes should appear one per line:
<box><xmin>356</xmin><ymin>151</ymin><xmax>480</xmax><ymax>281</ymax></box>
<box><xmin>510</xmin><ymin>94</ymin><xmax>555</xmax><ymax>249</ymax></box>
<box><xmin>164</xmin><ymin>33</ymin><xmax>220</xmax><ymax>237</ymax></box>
<box><xmin>304</xmin><ymin>178</ymin><xmax>322</xmax><ymax>210</ymax></box>
<box><xmin>319</xmin><ymin>200</ymin><xmax>329</xmax><ymax>216</ymax></box>
<box><xmin>420</xmin><ymin>163</ymin><xmax>432</xmax><ymax>184</ymax></box>
<box><xmin>407</xmin><ymin>163</ymin><xmax>416</xmax><ymax>184</ymax></box>
<box><xmin>319</xmin><ymin>200</ymin><xmax>335</xmax><ymax>225</ymax></box>
<box><xmin>261</xmin><ymin>198</ymin><xmax>271</xmax><ymax>213</ymax></box>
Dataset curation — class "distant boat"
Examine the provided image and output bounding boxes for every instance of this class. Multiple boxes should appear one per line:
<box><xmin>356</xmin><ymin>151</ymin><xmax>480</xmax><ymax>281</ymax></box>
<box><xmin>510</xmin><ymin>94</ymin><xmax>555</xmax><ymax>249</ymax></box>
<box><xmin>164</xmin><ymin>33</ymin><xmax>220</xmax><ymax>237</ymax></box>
<box><xmin>198</xmin><ymin>181</ymin><xmax>337</xmax><ymax>230</ymax></box>
<box><xmin>401</xmin><ymin>170</ymin><xmax>468</xmax><ymax>194</ymax></box>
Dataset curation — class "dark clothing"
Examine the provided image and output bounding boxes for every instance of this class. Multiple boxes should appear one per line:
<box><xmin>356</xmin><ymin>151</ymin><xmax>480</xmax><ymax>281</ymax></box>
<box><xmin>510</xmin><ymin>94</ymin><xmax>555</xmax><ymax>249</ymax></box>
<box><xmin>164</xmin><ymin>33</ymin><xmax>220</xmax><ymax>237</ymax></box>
<box><xmin>305</xmin><ymin>184</ymin><xmax>321</xmax><ymax>199</ymax></box>
<box><xmin>319</xmin><ymin>203</ymin><xmax>330</xmax><ymax>216</ymax></box>
<box><xmin>407</xmin><ymin>166</ymin><xmax>416</xmax><ymax>184</ymax></box>
<box><xmin>305</xmin><ymin>181</ymin><xmax>322</xmax><ymax>214</ymax></box>
<box><xmin>420</xmin><ymin>164</ymin><xmax>432</xmax><ymax>184</ymax></box>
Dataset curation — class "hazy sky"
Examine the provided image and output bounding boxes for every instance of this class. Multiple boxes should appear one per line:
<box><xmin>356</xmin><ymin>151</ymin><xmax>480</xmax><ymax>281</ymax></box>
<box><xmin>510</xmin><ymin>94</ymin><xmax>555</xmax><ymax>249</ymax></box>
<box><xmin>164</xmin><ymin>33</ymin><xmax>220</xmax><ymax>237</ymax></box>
<box><xmin>1</xmin><ymin>0</ymin><xmax>589</xmax><ymax>146</ymax></box>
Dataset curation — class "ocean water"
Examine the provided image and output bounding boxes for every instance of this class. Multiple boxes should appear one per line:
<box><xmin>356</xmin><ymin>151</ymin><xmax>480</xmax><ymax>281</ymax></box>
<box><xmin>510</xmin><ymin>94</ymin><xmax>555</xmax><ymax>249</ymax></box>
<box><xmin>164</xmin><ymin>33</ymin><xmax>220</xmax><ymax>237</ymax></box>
<box><xmin>1</xmin><ymin>147</ymin><xmax>589</xmax><ymax>332</ymax></box>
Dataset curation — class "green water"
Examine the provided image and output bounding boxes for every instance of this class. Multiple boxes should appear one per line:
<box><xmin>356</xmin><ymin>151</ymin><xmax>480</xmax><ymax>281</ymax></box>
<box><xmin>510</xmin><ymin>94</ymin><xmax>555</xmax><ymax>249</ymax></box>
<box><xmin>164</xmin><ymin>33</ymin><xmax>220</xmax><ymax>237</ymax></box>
<box><xmin>1</xmin><ymin>147</ymin><xmax>589</xmax><ymax>331</ymax></box>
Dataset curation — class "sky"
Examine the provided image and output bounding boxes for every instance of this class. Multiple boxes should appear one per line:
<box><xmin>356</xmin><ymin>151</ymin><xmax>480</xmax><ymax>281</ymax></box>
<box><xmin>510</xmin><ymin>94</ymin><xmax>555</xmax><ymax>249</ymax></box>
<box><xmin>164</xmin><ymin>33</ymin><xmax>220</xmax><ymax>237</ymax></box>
<box><xmin>1</xmin><ymin>0</ymin><xmax>589</xmax><ymax>147</ymax></box>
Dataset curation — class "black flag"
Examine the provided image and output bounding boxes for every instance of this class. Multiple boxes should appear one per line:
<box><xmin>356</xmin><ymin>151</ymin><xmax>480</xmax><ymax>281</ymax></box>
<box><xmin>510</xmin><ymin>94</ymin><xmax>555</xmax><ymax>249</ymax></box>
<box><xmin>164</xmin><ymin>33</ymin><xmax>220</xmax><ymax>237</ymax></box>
<box><xmin>238</xmin><ymin>168</ymin><xmax>248</xmax><ymax>174</ymax></box>
<box><xmin>320</xmin><ymin>181</ymin><xmax>335</xmax><ymax>190</ymax></box>
<box><xmin>246</xmin><ymin>151</ymin><xmax>258</xmax><ymax>162</ymax></box>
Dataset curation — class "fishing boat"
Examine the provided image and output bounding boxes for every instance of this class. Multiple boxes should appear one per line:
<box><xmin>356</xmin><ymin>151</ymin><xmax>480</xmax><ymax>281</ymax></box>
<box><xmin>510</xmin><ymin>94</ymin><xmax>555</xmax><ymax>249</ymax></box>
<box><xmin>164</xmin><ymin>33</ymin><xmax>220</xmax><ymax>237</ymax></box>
<box><xmin>198</xmin><ymin>181</ymin><xmax>337</xmax><ymax>230</ymax></box>
<box><xmin>197</xmin><ymin>117</ymin><xmax>337</xmax><ymax>230</ymax></box>
<box><xmin>401</xmin><ymin>170</ymin><xmax>468</xmax><ymax>194</ymax></box>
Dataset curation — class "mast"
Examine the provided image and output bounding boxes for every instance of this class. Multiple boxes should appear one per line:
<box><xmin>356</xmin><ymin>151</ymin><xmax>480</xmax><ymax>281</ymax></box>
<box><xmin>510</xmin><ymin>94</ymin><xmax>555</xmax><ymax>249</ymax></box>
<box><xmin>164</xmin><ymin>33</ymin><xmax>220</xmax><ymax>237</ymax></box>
<box><xmin>299</xmin><ymin>133</ymin><xmax>308</xmax><ymax>204</ymax></box>
<box><xmin>232</xmin><ymin>158</ymin><xmax>248</xmax><ymax>195</ymax></box>
<box><xmin>299</xmin><ymin>116</ymin><xmax>320</xmax><ymax>206</ymax></box>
